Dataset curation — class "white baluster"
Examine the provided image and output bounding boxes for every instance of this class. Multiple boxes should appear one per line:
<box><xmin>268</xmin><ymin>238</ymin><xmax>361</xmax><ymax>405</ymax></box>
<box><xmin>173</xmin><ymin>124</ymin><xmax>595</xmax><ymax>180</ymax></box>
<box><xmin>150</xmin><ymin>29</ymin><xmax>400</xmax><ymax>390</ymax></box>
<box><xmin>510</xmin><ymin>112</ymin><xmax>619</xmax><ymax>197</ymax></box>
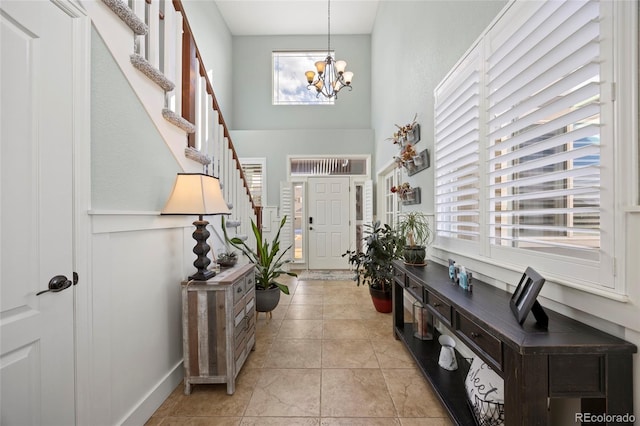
<box><xmin>205</xmin><ymin>94</ymin><xmax>214</xmax><ymax>161</ymax></box>
<box><xmin>147</xmin><ymin>0</ymin><xmax>160</xmax><ymax>67</ymax></box>
<box><xmin>163</xmin><ymin>4</ymin><xmax>177</xmax><ymax>109</ymax></box>
<box><xmin>172</xmin><ymin>12</ymin><xmax>183</xmax><ymax>114</ymax></box>
<box><xmin>131</xmin><ymin>0</ymin><xmax>146</xmax><ymax>56</ymax></box>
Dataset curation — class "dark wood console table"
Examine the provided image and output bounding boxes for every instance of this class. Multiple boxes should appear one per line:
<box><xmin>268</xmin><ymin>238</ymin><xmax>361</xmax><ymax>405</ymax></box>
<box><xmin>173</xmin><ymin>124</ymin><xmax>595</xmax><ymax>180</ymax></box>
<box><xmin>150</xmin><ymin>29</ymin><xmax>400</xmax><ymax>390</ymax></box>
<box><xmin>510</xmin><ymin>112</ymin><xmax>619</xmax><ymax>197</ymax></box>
<box><xmin>392</xmin><ymin>260</ymin><xmax>636</xmax><ymax>425</ymax></box>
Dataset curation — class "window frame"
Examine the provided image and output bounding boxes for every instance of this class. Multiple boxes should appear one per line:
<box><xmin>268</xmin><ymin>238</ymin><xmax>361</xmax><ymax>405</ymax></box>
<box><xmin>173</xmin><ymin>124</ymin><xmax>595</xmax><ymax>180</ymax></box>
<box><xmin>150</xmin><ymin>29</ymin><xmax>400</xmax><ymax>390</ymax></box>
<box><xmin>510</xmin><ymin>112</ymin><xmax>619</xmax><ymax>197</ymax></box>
<box><xmin>239</xmin><ymin>157</ymin><xmax>267</xmax><ymax>207</ymax></box>
<box><xmin>272</xmin><ymin>50</ymin><xmax>335</xmax><ymax>106</ymax></box>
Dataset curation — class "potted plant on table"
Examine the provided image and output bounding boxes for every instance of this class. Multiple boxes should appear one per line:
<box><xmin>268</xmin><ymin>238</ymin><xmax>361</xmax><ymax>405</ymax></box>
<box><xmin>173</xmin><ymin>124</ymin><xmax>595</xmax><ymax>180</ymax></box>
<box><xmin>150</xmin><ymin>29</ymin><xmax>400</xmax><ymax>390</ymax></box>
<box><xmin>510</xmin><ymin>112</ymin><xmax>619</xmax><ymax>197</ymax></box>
<box><xmin>224</xmin><ymin>216</ymin><xmax>297</xmax><ymax>313</ymax></box>
<box><xmin>342</xmin><ymin>220</ymin><xmax>403</xmax><ymax>313</ymax></box>
<box><xmin>396</xmin><ymin>211</ymin><xmax>432</xmax><ymax>266</ymax></box>
<box><xmin>216</xmin><ymin>250</ymin><xmax>238</xmax><ymax>268</ymax></box>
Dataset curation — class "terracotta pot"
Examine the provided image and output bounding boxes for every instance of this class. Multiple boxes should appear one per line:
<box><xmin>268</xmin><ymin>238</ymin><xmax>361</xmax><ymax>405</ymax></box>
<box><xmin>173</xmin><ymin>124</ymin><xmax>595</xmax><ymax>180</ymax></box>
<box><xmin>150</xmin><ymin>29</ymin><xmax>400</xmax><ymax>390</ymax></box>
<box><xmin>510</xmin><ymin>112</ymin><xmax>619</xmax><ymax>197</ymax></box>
<box><xmin>255</xmin><ymin>285</ymin><xmax>281</xmax><ymax>312</ymax></box>
<box><xmin>369</xmin><ymin>286</ymin><xmax>392</xmax><ymax>313</ymax></box>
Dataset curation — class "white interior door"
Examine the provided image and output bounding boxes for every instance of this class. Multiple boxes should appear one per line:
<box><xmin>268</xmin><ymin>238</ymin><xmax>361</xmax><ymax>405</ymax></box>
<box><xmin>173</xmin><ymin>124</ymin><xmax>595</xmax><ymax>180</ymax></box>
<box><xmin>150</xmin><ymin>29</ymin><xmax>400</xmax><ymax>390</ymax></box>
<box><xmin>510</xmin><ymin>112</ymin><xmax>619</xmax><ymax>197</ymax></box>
<box><xmin>1</xmin><ymin>2</ymin><xmax>76</xmax><ymax>424</ymax></box>
<box><xmin>308</xmin><ymin>177</ymin><xmax>350</xmax><ymax>269</ymax></box>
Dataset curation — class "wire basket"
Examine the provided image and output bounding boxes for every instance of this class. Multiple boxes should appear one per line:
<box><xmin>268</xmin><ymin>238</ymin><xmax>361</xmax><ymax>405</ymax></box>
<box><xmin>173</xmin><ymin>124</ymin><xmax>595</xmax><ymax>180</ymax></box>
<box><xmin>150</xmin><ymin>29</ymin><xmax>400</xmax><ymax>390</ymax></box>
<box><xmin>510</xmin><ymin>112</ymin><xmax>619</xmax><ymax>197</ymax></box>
<box><xmin>469</xmin><ymin>394</ymin><xmax>505</xmax><ymax>426</ymax></box>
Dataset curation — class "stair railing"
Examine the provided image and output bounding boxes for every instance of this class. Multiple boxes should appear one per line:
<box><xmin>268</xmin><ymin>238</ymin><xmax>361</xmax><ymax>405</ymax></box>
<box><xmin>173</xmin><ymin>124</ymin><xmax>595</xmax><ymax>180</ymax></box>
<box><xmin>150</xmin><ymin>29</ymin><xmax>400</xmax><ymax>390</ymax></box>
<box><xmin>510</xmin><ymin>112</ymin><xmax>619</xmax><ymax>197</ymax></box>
<box><xmin>125</xmin><ymin>0</ymin><xmax>260</xmax><ymax>241</ymax></box>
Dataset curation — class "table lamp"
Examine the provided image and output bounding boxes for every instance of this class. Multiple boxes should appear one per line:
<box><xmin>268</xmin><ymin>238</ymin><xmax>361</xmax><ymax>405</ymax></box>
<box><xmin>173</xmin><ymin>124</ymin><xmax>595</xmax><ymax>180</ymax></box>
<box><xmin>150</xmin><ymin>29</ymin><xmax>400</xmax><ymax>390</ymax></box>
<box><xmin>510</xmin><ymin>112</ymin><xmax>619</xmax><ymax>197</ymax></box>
<box><xmin>162</xmin><ymin>173</ymin><xmax>231</xmax><ymax>281</ymax></box>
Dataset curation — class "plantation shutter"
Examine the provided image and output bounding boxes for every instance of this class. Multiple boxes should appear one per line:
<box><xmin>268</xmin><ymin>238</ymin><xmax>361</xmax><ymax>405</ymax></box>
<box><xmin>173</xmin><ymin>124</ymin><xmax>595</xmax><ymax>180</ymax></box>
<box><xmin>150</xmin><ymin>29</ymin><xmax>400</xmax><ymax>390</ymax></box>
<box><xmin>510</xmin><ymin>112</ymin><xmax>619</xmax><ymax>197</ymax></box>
<box><xmin>240</xmin><ymin>160</ymin><xmax>264</xmax><ymax>206</ymax></box>
<box><xmin>279</xmin><ymin>181</ymin><xmax>293</xmax><ymax>263</ymax></box>
<box><xmin>486</xmin><ymin>0</ymin><xmax>601</xmax><ymax>257</ymax></box>
<box><xmin>434</xmin><ymin>45</ymin><xmax>481</xmax><ymax>242</ymax></box>
<box><xmin>363</xmin><ymin>180</ymin><xmax>373</xmax><ymax>226</ymax></box>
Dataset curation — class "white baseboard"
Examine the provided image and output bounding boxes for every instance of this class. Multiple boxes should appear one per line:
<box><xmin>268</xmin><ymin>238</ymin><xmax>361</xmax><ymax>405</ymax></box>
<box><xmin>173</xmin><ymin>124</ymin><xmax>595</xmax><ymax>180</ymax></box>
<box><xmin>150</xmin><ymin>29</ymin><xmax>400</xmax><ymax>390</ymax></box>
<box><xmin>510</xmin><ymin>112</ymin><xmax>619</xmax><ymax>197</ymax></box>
<box><xmin>120</xmin><ymin>361</ymin><xmax>183</xmax><ymax>426</ymax></box>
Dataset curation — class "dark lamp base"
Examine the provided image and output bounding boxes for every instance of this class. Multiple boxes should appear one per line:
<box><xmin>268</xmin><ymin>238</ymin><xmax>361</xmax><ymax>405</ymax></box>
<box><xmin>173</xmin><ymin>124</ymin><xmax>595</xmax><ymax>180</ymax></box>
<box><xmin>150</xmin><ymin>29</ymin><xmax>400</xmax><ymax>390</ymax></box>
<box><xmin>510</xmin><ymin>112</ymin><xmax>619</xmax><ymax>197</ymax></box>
<box><xmin>189</xmin><ymin>219</ymin><xmax>216</xmax><ymax>282</ymax></box>
<box><xmin>189</xmin><ymin>269</ymin><xmax>216</xmax><ymax>281</ymax></box>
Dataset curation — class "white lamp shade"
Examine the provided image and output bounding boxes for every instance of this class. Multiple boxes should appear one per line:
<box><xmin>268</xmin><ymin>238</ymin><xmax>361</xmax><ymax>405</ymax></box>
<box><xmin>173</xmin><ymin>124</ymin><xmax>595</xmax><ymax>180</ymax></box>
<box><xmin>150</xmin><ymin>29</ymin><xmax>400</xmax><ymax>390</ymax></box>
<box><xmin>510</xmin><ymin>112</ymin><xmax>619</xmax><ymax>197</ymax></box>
<box><xmin>335</xmin><ymin>60</ymin><xmax>347</xmax><ymax>74</ymax></box>
<box><xmin>343</xmin><ymin>71</ymin><xmax>354</xmax><ymax>84</ymax></box>
<box><xmin>161</xmin><ymin>173</ymin><xmax>231</xmax><ymax>216</ymax></box>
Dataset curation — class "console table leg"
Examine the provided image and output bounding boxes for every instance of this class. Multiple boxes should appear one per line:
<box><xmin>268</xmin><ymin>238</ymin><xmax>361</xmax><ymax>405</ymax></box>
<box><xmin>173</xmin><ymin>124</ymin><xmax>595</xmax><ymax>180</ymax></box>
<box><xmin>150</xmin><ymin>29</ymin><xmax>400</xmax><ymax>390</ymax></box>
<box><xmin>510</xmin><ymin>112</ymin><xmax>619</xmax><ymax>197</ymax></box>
<box><xmin>392</xmin><ymin>279</ymin><xmax>404</xmax><ymax>340</ymax></box>
<box><xmin>504</xmin><ymin>350</ymin><xmax>550</xmax><ymax>425</ymax></box>
<box><xmin>602</xmin><ymin>354</ymin><xmax>633</xmax><ymax>425</ymax></box>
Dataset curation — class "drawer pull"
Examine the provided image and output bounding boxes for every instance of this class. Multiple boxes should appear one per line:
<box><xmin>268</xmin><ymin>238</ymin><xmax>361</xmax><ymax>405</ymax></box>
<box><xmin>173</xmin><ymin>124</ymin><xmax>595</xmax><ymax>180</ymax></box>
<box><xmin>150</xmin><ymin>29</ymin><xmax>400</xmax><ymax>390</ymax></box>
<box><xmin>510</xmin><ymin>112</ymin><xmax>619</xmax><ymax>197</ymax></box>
<box><xmin>432</xmin><ymin>302</ymin><xmax>441</xmax><ymax>307</ymax></box>
<box><xmin>237</xmin><ymin>287</ymin><xmax>243</xmax><ymax>293</ymax></box>
<box><xmin>471</xmin><ymin>332</ymin><xmax>480</xmax><ymax>339</ymax></box>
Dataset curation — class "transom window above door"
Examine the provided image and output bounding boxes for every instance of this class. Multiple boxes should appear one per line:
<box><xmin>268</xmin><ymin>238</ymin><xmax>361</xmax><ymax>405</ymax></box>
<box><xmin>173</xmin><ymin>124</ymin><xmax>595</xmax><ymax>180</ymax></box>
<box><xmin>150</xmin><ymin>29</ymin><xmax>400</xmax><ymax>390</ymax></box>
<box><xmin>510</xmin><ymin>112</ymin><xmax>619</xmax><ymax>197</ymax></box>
<box><xmin>289</xmin><ymin>156</ymin><xmax>368</xmax><ymax>176</ymax></box>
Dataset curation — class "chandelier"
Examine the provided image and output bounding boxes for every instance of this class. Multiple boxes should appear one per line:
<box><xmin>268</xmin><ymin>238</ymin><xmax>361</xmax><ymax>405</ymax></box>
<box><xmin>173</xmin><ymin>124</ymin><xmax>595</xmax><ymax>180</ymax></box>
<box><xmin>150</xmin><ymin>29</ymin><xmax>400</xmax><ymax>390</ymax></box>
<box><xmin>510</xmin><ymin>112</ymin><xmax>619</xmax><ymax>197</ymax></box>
<box><xmin>304</xmin><ymin>0</ymin><xmax>353</xmax><ymax>99</ymax></box>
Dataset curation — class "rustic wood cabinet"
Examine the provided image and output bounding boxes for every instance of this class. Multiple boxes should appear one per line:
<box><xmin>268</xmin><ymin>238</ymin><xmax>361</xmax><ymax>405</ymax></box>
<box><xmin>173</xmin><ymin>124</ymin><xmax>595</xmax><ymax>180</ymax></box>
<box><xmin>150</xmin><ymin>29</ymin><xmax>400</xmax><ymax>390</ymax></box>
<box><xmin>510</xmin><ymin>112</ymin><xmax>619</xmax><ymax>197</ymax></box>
<box><xmin>181</xmin><ymin>263</ymin><xmax>255</xmax><ymax>395</ymax></box>
<box><xmin>392</xmin><ymin>260</ymin><xmax>637</xmax><ymax>425</ymax></box>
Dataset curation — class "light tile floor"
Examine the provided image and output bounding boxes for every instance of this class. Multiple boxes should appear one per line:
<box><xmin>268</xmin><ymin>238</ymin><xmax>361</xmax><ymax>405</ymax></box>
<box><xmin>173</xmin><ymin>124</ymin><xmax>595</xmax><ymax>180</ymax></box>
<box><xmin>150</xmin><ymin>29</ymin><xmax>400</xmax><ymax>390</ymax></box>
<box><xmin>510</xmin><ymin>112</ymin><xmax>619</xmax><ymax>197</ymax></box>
<box><xmin>145</xmin><ymin>275</ymin><xmax>452</xmax><ymax>425</ymax></box>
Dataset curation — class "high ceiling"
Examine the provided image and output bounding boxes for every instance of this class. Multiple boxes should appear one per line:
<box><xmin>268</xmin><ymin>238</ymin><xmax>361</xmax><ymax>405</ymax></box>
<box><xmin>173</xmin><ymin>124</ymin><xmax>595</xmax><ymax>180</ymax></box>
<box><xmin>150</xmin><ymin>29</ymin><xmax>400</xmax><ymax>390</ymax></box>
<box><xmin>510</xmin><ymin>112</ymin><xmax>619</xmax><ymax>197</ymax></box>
<box><xmin>214</xmin><ymin>1</ymin><xmax>381</xmax><ymax>36</ymax></box>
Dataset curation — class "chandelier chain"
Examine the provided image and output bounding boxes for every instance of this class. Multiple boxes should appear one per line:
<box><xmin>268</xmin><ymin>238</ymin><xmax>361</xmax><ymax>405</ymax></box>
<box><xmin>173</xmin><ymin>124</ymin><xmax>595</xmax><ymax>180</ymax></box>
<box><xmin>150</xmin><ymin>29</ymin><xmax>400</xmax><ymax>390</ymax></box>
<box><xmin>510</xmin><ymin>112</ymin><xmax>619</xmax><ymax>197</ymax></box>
<box><xmin>303</xmin><ymin>0</ymin><xmax>353</xmax><ymax>99</ymax></box>
<box><xmin>327</xmin><ymin>0</ymin><xmax>331</xmax><ymax>55</ymax></box>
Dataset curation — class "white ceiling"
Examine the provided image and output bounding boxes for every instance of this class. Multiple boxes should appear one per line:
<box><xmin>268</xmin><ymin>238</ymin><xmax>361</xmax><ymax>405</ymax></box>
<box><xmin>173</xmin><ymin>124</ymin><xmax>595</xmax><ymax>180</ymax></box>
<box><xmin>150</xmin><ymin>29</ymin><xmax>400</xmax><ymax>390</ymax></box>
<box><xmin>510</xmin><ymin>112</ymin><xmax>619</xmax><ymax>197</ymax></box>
<box><xmin>214</xmin><ymin>1</ymin><xmax>380</xmax><ymax>36</ymax></box>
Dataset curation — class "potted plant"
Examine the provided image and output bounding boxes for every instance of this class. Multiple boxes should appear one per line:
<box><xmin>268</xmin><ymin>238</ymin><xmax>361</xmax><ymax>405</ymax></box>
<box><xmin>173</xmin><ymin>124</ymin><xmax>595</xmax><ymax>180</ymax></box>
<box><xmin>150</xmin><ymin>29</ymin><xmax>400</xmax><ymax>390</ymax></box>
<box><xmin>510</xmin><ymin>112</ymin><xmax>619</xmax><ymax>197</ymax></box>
<box><xmin>396</xmin><ymin>211</ymin><xmax>432</xmax><ymax>265</ymax></box>
<box><xmin>342</xmin><ymin>220</ymin><xmax>403</xmax><ymax>313</ymax></box>
<box><xmin>216</xmin><ymin>250</ymin><xmax>238</xmax><ymax>268</ymax></box>
<box><xmin>224</xmin><ymin>216</ymin><xmax>297</xmax><ymax>312</ymax></box>
<box><xmin>390</xmin><ymin>182</ymin><xmax>414</xmax><ymax>201</ymax></box>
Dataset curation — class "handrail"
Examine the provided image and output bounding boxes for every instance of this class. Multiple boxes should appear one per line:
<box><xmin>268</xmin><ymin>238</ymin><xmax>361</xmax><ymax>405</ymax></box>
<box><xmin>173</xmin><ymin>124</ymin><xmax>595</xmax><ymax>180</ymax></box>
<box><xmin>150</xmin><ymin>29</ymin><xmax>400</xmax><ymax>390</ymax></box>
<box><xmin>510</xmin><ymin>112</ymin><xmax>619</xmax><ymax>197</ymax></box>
<box><xmin>171</xmin><ymin>0</ymin><xmax>257</xmax><ymax>215</ymax></box>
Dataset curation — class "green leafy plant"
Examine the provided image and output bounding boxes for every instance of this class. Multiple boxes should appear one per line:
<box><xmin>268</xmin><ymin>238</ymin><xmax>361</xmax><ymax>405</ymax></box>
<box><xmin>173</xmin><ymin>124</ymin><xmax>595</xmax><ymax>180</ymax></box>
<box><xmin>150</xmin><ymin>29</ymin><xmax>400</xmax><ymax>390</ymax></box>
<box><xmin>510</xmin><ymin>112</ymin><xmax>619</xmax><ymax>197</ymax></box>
<box><xmin>396</xmin><ymin>211</ymin><xmax>431</xmax><ymax>248</ymax></box>
<box><xmin>224</xmin><ymin>216</ymin><xmax>297</xmax><ymax>294</ymax></box>
<box><xmin>342</xmin><ymin>220</ymin><xmax>403</xmax><ymax>292</ymax></box>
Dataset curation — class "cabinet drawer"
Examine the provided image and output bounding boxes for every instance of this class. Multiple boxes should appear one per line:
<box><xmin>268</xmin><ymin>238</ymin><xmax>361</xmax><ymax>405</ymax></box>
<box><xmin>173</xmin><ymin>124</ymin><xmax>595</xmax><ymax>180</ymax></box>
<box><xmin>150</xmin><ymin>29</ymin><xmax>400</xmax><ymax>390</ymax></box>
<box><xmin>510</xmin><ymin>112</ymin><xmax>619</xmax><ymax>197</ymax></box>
<box><xmin>233</xmin><ymin>280</ymin><xmax>246</xmax><ymax>304</ymax></box>
<box><xmin>456</xmin><ymin>312</ymin><xmax>502</xmax><ymax>370</ymax></box>
<box><xmin>406</xmin><ymin>276</ymin><xmax>424</xmax><ymax>302</ymax></box>
<box><xmin>245</xmin><ymin>293</ymin><xmax>255</xmax><ymax>314</ymax></box>
<box><xmin>245</xmin><ymin>274</ymin><xmax>255</xmax><ymax>293</ymax></box>
<box><xmin>427</xmin><ymin>292</ymin><xmax>452</xmax><ymax>325</ymax></box>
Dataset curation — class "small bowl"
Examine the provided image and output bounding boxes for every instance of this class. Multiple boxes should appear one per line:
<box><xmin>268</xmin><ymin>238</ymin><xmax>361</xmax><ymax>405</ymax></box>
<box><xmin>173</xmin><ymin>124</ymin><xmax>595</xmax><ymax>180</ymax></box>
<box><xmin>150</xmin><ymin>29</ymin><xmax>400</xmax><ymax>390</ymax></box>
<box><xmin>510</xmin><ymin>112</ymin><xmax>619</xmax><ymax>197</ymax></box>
<box><xmin>217</xmin><ymin>256</ymin><xmax>237</xmax><ymax>268</ymax></box>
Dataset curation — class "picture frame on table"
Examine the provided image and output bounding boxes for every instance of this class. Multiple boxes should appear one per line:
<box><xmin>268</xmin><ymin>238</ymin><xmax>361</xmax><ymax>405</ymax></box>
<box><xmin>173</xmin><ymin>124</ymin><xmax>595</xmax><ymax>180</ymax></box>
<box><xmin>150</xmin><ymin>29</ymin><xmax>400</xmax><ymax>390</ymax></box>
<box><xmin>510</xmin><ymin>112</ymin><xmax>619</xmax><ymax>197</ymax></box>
<box><xmin>509</xmin><ymin>267</ymin><xmax>548</xmax><ymax>328</ymax></box>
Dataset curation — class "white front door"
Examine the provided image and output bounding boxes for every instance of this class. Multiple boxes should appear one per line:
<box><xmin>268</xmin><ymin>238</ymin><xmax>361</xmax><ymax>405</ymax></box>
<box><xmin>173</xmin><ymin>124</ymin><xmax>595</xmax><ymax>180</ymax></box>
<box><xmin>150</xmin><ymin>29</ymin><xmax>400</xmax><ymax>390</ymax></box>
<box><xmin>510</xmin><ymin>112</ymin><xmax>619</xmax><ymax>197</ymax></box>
<box><xmin>308</xmin><ymin>177</ymin><xmax>350</xmax><ymax>269</ymax></box>
<box><xmin>1</xmin><ymin>2</ymin><xmax>76</xmax><ymax>424</ymax></box>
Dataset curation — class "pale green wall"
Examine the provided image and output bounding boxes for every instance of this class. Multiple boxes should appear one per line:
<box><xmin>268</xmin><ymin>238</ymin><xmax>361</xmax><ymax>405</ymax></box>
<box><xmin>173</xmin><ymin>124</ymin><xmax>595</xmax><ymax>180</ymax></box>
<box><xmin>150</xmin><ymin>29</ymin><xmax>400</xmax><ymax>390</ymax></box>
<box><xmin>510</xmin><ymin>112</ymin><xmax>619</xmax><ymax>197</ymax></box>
<box><xmin>91</xmin><ymin>28</ymin><xmax>180</xmax><ymax>211</ymax></box>
<box><xmin>181</xmin><ymin>0</ymin><xmax>234</xmax><ymax>126</ymax></box>
<box><xmin>229</xmin><ymin>2</ymin><xmax>505</xmax><ymax>211</ymax></box>
<box><xmin>232</xmin><ymin>35</ymin><xmax>371</xmax><ymax>130</ymax></box>
<box><xmin>371</xmin><ymin>0</ymin><xmax>506</xmax><ymax>213</ymax></box>
<box><xmin>230</xmin><ymin>33</ymin><xmax>373</xmax><ymax>202</ymax></box>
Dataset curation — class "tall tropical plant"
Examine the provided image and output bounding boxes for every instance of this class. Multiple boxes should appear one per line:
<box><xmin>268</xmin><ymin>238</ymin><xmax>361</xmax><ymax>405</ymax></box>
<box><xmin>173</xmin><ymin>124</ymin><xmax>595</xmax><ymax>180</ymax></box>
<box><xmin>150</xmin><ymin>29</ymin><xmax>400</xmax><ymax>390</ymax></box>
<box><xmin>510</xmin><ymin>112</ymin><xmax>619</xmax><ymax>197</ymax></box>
<box><xmin>224</xmin><ymin>216</ymin><xmax>296</xmax><ymax>294</ymax></box>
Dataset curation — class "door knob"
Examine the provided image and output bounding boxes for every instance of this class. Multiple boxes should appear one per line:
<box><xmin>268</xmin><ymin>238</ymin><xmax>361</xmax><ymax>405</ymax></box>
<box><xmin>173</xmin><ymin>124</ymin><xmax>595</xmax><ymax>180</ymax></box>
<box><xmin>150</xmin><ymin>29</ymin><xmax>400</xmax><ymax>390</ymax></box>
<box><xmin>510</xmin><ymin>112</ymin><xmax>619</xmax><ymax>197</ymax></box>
<box><xmin>37</xmin><ymin>275</ymin><xmax>72</xmax><ymax>296</ymax></box>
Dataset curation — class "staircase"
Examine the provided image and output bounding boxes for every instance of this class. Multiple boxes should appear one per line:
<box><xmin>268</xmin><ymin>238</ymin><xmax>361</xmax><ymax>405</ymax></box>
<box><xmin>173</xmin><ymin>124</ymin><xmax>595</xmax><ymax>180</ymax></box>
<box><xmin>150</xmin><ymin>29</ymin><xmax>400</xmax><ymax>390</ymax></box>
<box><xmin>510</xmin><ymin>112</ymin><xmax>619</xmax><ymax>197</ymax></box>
<box><xmin>82</xmin><ymin>0</ymin><xmax>257</xmax><ymax>247</ymax></box>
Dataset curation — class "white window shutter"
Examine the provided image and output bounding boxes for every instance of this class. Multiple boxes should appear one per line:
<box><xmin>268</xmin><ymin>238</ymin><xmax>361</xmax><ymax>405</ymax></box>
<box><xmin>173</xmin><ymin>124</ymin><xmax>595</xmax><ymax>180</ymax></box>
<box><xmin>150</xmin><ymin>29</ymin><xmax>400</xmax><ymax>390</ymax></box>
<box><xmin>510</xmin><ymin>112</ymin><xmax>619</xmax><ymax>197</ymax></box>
<box><xmin>364</xmin><ymin>180</ymin><xmax>373</xmax><ymax>226</ymax></box>
<box><xmin>279</xmin><ymin>181</ymin><xmax>293</xmax><ymax>262</ymax></box>
<box><xmin>435</xmin><ymin>44</ymin><xmax>481</xmax><ymax>243</ymax></box>
<box><xmin>487</xmin><ymin>0</ymin><xmax>601</xmax><ymax>259</ymax></box>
